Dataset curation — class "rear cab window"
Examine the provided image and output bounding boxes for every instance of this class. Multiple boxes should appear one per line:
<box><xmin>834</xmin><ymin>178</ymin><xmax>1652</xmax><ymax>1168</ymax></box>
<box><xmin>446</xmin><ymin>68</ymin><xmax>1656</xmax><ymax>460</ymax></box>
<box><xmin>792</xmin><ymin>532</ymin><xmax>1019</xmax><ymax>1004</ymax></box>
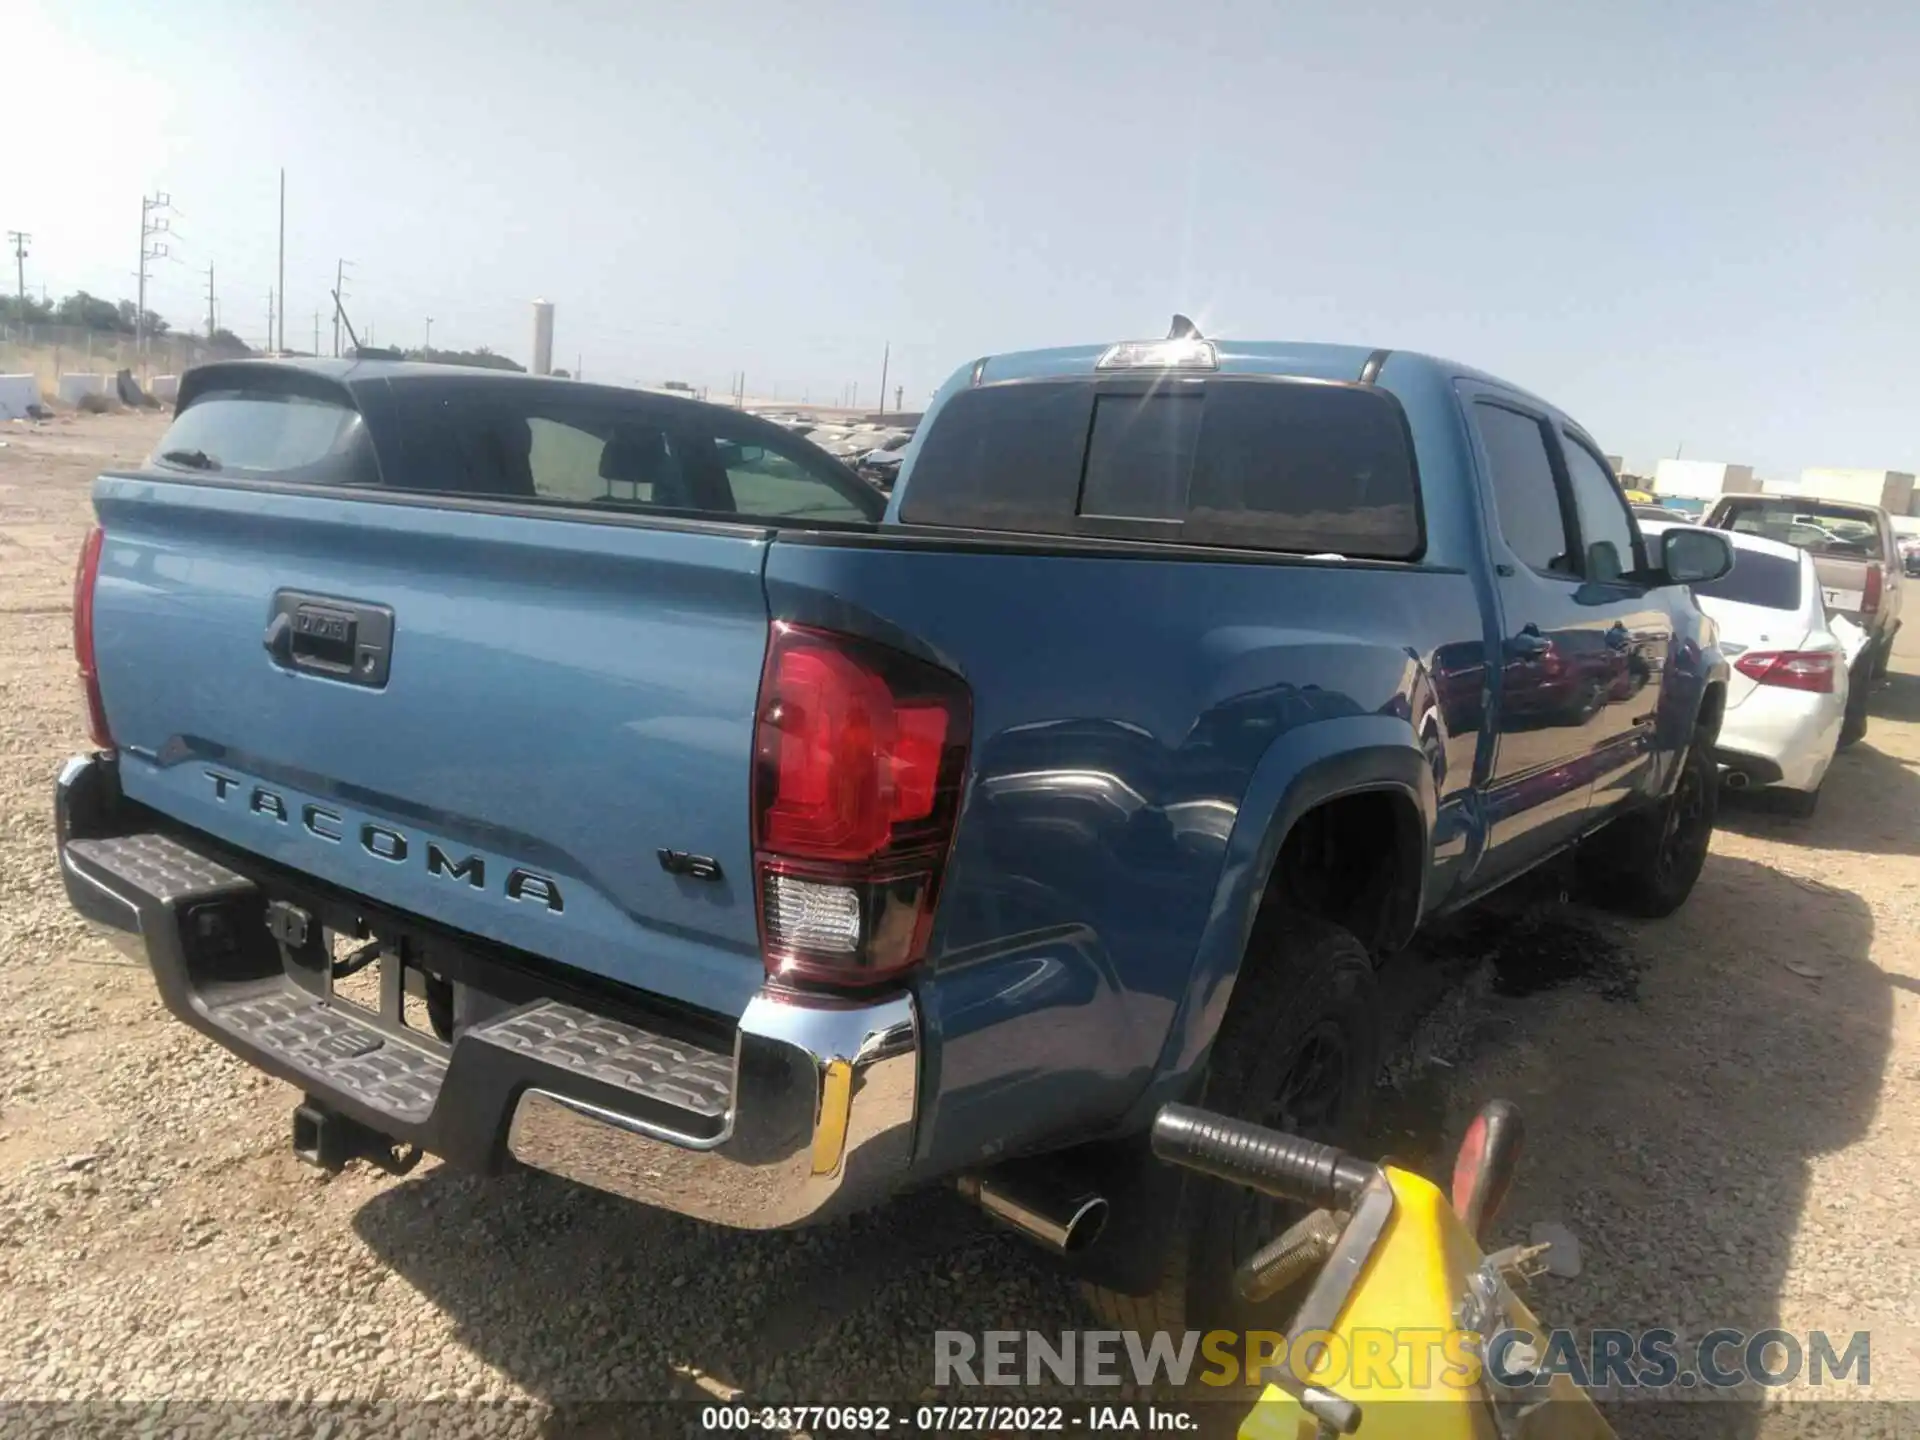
<box><xmin>1710</xmin><ymin>497</ymin><xmax>1887</xmax><ymax>562</ymax></box>
<box><xmin>899</xmin><ymin>376</ymin><xmax>1423</xmax><ymax>559</ymax></box>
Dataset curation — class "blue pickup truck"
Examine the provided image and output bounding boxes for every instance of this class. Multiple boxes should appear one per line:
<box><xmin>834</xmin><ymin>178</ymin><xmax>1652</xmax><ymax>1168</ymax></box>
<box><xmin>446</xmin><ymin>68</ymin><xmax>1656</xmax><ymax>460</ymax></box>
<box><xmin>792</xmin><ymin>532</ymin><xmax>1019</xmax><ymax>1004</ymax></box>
<box><xmin>56</xmin><ymin>328</ymin><xmax>1733</xmax><ymax>1329</ymax></box>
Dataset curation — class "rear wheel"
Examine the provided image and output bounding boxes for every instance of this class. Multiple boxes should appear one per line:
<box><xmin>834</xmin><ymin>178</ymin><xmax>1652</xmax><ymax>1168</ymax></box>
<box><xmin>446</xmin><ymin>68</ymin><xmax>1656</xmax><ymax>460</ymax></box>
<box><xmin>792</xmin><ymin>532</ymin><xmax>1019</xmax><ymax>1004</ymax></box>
<box><xmin>1081</xmin><ymin>911</ymin><xmax>1380</xmax><ymax>1335</ymax></box>
<box><xmin>1584</xmin><ymin>726</ymin><xmax>1717</xmax><ymax>918</ymax></box>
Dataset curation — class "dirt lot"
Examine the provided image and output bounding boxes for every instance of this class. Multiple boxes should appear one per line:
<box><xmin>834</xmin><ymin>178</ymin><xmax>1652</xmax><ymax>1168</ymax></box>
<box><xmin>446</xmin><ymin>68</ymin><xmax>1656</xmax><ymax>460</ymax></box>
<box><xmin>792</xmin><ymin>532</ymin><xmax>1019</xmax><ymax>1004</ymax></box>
<box><xmin>2</xmin><ymin>413</ymin><xmax>1916</xmax><ymax>1435</ymax></box>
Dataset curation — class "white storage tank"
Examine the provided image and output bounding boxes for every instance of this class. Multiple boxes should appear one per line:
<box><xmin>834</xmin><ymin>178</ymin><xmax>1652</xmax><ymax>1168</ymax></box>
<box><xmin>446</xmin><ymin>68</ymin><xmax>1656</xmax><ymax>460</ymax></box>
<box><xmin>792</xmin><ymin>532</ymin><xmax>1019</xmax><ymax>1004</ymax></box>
<box><xmin>531</xmin><ymin>299</ymin><xmax>554</xmax><ymax>376</ymax></box>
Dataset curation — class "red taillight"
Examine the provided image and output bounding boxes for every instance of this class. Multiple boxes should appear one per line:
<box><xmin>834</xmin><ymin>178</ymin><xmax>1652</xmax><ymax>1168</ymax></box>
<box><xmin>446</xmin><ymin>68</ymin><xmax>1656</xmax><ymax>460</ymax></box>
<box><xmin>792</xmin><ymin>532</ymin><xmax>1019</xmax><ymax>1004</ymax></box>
<box><xmin>752</xmin><ymin>623</ymin><xmax>971</xmax><ymax>988</ymax></box>
<box><xmin>1734</xmin><ymin>649</ymin><xmax>1836</xmax><ymax>693</ymax></box>
<box><xmin>72</xmin><ymin>525</ymin><xmax>113</xmax><ymax>749</ymax></box>
<box><xmin>1862</xmin><ymin>564</ymin><xmax>1883</xmax><ymax>617</ymax></box>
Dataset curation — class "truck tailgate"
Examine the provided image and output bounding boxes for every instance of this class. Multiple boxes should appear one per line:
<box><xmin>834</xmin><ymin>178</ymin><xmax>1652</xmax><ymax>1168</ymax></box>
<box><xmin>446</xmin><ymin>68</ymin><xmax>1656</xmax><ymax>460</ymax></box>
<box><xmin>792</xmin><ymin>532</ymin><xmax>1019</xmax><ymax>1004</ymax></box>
<box><xmin>90</xmin><ymin>476</ymin><xmax>770</xmax><ymax>1018</ymax></box>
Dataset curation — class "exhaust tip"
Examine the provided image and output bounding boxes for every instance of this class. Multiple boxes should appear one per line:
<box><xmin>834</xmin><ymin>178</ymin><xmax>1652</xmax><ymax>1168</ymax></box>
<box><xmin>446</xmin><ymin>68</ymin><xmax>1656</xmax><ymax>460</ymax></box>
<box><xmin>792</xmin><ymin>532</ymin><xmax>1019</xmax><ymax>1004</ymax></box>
<box><xmin>1723</xmin><ymin>771</ymin><xmax>1750</xmax><ymax>790</ymax></box>
<box><xmin>959</xmin><ymin>1168</ymin><xmax>1109</xmax><ymax>1255</ymax></box>
<box><xmin>1057</xmin><ymin>1194</ymin><xmax>1110</xmax><ymax>1253</ymax></box>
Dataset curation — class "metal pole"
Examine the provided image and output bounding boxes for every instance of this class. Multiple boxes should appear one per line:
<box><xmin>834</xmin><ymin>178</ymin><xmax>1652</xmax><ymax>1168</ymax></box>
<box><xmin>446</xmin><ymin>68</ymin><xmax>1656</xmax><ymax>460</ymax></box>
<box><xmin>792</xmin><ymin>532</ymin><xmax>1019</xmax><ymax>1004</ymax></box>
<box><xmin>205</xmin><ymin>263</ymin><xmax>215</xmax><ymax>339</ymax></box>
<box><xmin>265</xmin><ymin>292</ymin><xmax>274</xmax><ymax>352</ymax></box>
<box><xmin>276</xmin><ymin>169</ymin><xmax>286</xmax><ymax>352</ymax></box>
<box><xmin>313</xmin><ymin>311</ymin><xmax>320</xmax><ymax>355</ymax></box>
<box><xmin>424</xmin><ymin>315</ymin><xmax>433</xmax><ymax>352</ymax></box>
<box><xmin>6</xmin><ymin>231</ymin><xmax>27</xmax><ymax>332</ymax></box>
<box><xmin>136</xmin><ymin>199</ymin><xmax>148</xmax><ymax>364</ymax></box>
<box><xmin>877</xmin><ymin>342</ymin><xmax>889</xmax><ymax>417</ymax></box>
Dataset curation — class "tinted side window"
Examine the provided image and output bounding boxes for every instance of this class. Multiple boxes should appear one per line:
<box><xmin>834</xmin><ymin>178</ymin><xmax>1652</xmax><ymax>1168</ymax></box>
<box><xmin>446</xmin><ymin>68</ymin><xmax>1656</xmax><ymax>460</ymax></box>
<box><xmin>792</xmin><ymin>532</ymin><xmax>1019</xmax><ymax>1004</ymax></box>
<box><xmin>713</xmin><ymin>437</ymin><xmax>875</xmax><ymax>522</ymax></box>
<box><xmin>1474</xmin><ymin>403</ymin><xmax>1573</xmax><ymax>576</ymax></box>
<box><xmin>1561</xmin><ymin>437</ymin><xmax>1637</xmax><ymax>582</ymax></box>
<box><xmin>525</xmin><ymin>416</ymin><xmax>691</xmax><ymax>505</ymax></box>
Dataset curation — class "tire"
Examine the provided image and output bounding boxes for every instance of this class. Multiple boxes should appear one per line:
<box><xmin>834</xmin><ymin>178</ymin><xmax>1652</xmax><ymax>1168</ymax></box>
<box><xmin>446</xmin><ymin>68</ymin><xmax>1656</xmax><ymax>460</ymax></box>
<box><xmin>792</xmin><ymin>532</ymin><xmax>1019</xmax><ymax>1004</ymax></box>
<box><xmin>1081</xmin><ymin>911</ymin><xmax>1380</xmax><ymax>1335</ymax></box>
<box><xmin>1584</xmin><ymin>726</ymin><xmax>1717</xmax><ymax>918</ymax></box>
<box><xmin>1838</xmin><ymin>655</ymin><xmax>1870</xmax><ymax>749</ymax></box>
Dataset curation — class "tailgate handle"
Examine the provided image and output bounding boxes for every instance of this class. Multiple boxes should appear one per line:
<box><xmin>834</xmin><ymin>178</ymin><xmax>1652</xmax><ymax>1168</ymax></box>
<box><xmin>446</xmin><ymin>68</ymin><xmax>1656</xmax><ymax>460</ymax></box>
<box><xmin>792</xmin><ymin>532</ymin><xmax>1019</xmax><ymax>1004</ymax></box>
<box><xmin>265</xmin><ymin>591</ymin><xmax>395</xmax><ymax>688</ymax></box>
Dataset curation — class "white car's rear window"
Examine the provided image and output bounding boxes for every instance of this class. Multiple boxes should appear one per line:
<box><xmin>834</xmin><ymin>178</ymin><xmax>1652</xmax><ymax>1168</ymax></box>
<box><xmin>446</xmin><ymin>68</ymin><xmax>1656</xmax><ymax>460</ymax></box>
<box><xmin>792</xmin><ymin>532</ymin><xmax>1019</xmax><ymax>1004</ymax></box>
<box><xmin>1694</xmin><ymin>548</ymin><xmax>1802</xmax><ymax>610</ymax></box>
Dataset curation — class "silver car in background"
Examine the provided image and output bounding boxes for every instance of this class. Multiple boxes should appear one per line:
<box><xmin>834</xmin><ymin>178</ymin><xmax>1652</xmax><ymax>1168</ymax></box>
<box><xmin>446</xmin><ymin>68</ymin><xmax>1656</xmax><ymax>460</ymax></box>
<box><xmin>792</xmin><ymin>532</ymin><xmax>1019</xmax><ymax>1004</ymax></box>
<box><xmin>1646</xmin><ymin>522</ymin><xmax>1849</xmax><ymax>817</ymax></box>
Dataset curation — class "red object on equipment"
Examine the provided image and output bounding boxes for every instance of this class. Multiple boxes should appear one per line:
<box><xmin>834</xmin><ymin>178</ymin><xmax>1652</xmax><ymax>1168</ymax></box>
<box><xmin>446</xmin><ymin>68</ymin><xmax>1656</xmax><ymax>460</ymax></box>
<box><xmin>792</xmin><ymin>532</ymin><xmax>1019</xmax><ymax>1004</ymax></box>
<box><xmin>1450</xmin><ymin>1099</ymin><xmax>1524</xmax><ymax>1242</ymax></box>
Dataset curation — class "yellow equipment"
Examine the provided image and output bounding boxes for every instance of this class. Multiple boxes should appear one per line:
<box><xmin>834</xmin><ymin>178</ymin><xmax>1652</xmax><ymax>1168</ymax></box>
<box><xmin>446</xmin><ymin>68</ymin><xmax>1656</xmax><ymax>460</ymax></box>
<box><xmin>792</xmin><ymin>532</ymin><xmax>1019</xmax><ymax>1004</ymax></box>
<box><xmin>1150</xmin><ymin>1103</ymin><xmax>1616</xmax><ymax>1439</ymax></box>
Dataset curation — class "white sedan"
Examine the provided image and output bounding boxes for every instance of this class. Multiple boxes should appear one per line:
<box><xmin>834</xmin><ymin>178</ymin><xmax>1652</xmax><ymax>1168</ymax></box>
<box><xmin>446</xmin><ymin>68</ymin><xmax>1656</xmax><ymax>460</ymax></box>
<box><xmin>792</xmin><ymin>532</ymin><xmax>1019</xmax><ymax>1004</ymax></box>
<box><xmin>1646</xmin><ymin>522</ymin><xmax>1849</xmax><ymax>816</ymax></box>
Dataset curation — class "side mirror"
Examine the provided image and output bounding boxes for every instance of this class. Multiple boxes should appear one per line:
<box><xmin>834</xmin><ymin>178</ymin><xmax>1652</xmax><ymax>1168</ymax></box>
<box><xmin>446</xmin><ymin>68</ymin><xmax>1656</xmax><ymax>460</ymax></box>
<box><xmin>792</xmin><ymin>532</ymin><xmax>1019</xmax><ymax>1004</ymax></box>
<box><xmin>1662</xmin><ymin>527</ymin><xmax>1734</xmax><ymax>586</ymax></box>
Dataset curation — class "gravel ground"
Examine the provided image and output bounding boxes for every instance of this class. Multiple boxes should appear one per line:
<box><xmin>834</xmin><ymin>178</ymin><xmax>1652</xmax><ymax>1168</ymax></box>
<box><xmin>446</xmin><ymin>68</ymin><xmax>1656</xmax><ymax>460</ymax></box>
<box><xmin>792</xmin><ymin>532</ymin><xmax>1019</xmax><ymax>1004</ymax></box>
<box><xmin>2</xmin><ymin>413</ymin><xmax>1916</xmax><ymax>1438</ymax></box>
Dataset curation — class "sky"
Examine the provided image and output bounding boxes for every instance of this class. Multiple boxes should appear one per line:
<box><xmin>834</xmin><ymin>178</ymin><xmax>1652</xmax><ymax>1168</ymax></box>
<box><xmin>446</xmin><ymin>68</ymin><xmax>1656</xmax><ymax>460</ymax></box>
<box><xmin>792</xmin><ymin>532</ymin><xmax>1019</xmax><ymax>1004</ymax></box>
<box><xmin>7</xmin><ymin>0</ymin><xmax>1915</xmax><ymax>477</ymax></box>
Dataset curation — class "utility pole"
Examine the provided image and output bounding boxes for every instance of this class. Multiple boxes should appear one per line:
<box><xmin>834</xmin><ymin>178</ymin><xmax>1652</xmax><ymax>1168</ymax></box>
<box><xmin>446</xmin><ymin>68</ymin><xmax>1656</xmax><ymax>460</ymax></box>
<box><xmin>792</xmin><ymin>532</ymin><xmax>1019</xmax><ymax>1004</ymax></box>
<box><xmin>895</xmin><ymin>384</ymin><xmax>903</xmax><ymax>412</ymax></box>
<box><xmin>6</xmin><ymin>230</ymin><xmax>27</xmax><ymax>331</ymax></box>
<box><xmin>204</xmin><ymin>263</ymin><xmax>216</xmax><ymax>339</ymax></box>
<box><xmin>313</xmin><ymin>310</ymin><xmax>320</xmax><ymax>355</ymax></box>
<box><xmin>276</xmin><ymin>169</ymin><xmax>286</xmax><ymax>353</ymax></box>
<box><xmin>423</xmin><ymin>315</ymin><xmax>433</xmax><ymax>352</ymax></box>
<box><xmin>331</xmin><ymin>258</ymin><xmax>353</xmax><ymax>357</ymax></box>
<box><xmin>136</xmin><ymin>192</ymin><xmax>172</xmax><ymax>368</ymax></box>
<box><xmin>265</xmin><ymin>291</ymin><xmax>275</xmax><ymax>353</ymax></box>
<box><xmin>877</xmin><ymin>341</ymin><xmax>889</xmax><ymax>417</ymax></box>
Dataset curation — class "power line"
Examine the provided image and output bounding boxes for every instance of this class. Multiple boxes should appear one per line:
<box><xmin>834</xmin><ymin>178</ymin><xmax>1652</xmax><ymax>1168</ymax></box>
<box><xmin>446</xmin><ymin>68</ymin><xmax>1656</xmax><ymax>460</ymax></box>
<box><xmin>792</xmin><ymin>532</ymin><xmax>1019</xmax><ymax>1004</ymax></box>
<box><xmin>276</xmin><ymin>169</ymin><xmax>286</xmax><ymax>353</ymax></box>
<box><xmin>6</xmin><ymin>230</ymin><xmax>27</xmax><ymax>327</ymax></box>
<box><xmin>136</xmin><ymin>192</ymin><xmax>172</xmax><ymax>368</ymax></box>
<box><xmin>331</xmin><ymin>258</ymin><xmax>354</xmax><ymax>357</ymax></box>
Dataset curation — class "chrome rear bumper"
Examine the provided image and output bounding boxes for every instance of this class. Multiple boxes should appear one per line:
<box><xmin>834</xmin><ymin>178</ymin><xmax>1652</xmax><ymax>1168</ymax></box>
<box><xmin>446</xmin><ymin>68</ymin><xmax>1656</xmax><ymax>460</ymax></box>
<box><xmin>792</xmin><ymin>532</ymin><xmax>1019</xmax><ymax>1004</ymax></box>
<box><xmin>56</xmin><ymin>750</ymin><xmax>920</xmax><ymax>1229</ymax></box>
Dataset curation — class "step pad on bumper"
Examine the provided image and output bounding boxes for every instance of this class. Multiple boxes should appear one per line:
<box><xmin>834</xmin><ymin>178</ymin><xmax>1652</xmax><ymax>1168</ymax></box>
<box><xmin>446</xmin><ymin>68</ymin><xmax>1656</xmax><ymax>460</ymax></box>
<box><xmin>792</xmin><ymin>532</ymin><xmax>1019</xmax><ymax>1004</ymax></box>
<box><xmin>66</xmin><ymin>833</ymin><xmax>251</xmax><ymax>903</ymax></box>
<box><xmin>210</xmin><ymin>989</ymin><xmax>448</xmax><ymax>1122</ymax></box>
<box><xmin>472</xmin><ymin>1004</ymin><xmax>733</xmax><ymax>1120</ymax></box>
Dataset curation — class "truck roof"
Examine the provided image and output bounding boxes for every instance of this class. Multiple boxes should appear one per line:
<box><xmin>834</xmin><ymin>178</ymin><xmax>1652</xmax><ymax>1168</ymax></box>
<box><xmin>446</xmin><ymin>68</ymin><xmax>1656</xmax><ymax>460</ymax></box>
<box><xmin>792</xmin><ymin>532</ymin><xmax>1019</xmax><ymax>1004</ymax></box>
<box><xmin>966</xmin><ymin>339</ymin><xmax>1553</xmax><ymax>409</ymax></box>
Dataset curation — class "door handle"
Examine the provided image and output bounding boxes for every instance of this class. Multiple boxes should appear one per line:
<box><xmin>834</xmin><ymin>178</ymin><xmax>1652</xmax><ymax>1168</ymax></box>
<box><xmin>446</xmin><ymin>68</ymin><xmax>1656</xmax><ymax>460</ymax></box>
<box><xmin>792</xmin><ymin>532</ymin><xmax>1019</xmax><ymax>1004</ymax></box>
<box><xmin>1506</xmin><ymin>625</ymin><xmax>1552</xmax><ymax>660</ymax></box>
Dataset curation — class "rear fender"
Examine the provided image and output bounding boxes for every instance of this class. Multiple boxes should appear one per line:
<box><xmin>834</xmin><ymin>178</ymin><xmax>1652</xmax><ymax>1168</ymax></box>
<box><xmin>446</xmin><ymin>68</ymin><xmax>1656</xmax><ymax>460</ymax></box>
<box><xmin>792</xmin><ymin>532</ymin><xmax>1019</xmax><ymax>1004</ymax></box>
<box><xmin>1126</xmin><ymin>716</ymin><xmax>1434</xmax><ymax>1130</ymax></box>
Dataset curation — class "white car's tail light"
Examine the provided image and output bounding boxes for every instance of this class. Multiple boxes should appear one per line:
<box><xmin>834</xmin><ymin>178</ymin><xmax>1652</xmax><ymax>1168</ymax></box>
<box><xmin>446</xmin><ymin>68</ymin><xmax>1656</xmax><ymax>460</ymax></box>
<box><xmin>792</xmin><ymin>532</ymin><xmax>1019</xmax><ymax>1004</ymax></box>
<box><xmin>1733</xmin><ymin>649</ymin><xmax>1837</xmax><ymax>693</ymax></box>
